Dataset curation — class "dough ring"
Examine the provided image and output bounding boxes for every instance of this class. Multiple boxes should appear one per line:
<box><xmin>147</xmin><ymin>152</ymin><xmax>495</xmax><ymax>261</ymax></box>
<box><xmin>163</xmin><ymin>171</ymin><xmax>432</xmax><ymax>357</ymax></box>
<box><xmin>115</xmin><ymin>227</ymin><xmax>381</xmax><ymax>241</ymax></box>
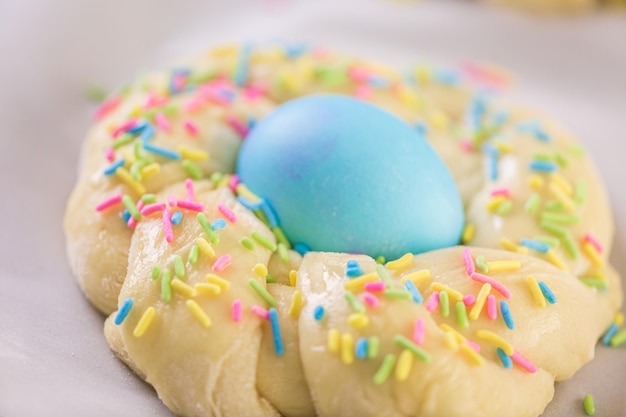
<box><xmin>64</xmin><ymin>44</ymin><xmax>623</xmax><ymax>417</ymax></box>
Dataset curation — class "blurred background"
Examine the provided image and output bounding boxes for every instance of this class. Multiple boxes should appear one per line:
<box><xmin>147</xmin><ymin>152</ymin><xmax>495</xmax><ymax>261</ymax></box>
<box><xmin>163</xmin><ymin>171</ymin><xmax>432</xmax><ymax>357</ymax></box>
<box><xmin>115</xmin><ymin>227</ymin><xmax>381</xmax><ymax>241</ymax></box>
<box><xmin>0</xmin><ymin>0</ymin><xmax>625</xmax><ymax>416</ymax></box>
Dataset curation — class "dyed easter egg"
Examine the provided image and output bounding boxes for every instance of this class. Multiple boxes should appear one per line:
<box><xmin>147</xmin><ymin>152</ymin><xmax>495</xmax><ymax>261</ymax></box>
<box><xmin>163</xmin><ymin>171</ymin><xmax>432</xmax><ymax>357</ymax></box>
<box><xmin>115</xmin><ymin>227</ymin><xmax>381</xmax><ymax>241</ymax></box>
<box><xmin>236</xmin><ymin>94</ymin><xmax>464</xmax><ymax>260</ymax></box>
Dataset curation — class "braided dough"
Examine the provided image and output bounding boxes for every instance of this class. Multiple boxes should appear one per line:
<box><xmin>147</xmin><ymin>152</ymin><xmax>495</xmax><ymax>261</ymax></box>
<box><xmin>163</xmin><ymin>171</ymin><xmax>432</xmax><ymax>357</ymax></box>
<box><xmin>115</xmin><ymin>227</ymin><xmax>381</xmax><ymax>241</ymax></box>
<box><xmin>64</xmin><ymin>44</ymin><xmax>623</xmax><ymax>417</ymax></box>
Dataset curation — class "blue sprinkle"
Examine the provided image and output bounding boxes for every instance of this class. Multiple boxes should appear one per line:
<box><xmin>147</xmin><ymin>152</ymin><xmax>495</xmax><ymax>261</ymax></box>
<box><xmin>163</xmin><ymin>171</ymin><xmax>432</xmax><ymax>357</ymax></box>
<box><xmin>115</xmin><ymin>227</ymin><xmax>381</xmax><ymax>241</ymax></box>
<box><xmin>496</xmin><ymin>347</ymin><xmax>513</xmax><ymax>369</ymax></box>
<box><xmin>602</xmin><ymin>323</ymin><xmax>619</xmax><ymax>346</ymax></box>
<box><xmin>367</xmin><ymin>75</ymin><xmax>389</xmax><ymax>88</ymax></box>
<box><xmin>518</xmin><ymin>121</ymin><xmax>551</xmax><ymax>142</ymax></box>
<box><xmin>404</xmin><ymin>280</ymin><xmax>423</xmax><ymax>304</ymax></box>
<box><xmin>140</xmin><ymin>124</ymin><xmax>155</xmax><ymax>142</ymax></box>
<box><xmin>500</xmin><ymin>300</ymin><xmax>515</xmax><ymax>330</ymax></box>
<box><xmin>143</xmin><ymin>142</ymin><xmax>180</xmax><ymax>160</ymax></box>
<box><xmin>170</xmin><ymin>211</ymin><xmax>183</xmax><ymax>225</ymax></box>
<box><xmin>169</xmin><ymin>68</ymin><xmax>191</xmax><ymax>95</ymax></box>
<box><xmin>538</xmin><ymin>281</ymin><xmax>557</xmax><ymax>304</ymax></box>
<box><xmin>347</xmin><ymin>260</ymin><xmax>359</xmax><ymax>268</ymax></box>
<box><xmin>122</xmin><ymin>210</ymin><xmax>131</xmax><ymax>223</ymax></box>
<box><xmin>103</xmin><ymin>159</ymin><xmax>125</xmax><ymax>176</ymax></box>
<box><xmin>127</xmin><ymin>120</ymin><xmax>148</xmax><ymax>135</ymax></box>
<box><xmin>355</xmin><ymin>337</ymin><xmax>369</xmax><ymax>359</ymax></box>
<box><xmin>414</xmin><ymin>122</ymin><xmax>428</xmax><ymax>135</ymax></box>
<box><xmin>260</xmin><ymin>199</ymin><xmax>279</xmax><ymax>228</ymax></box>
<box><xmin>313</xmin><ymin>305</ymin><xmax>325</xmax><ymax>321</ymax></box>
<box><xmin>434</xmin><ymin>69</ymin><xmax>460</xmax><ymax>86</ymax></box>
<box><xmin>237</xmin><ymin>196</ymin><xmax>263</xmax><ymax>211</ymax></box>
<box><xmin>284</xmin><ymin>43</ymin><xmax>308</xmax><ymax>58</ymax></box>
<box><xmin>492</xmin><ymin>111</ymin><xmax>509</xmax><ymax>127</ymax></box>
<box><xmin>483</xmin><ymin>144</ymin><xmax>499</xmax><ymax>181</ymax></box>
<box><xmin>268</xmin><ymin>308</ymin><xmax>284</xmax><ymax>356</ymax></box>
<box><xmin>529</xmin><ymin>160</ymin><xmax>557</xmax><ymax>173</ymax></box>
<box><xmin>520</xmin><ymin>238</ymin><xmax>550</xmax><ymax>254</ymax></box>
<box><xmin>233</xmin><ymin>44</ymin><xmax>251</xmax><ymax>87</ymax></box>
<box><xmin>211</xmin><ymin>218</ymin><xmax>227</xmax><ymax>231</ymax></box>
<box><xmin>114</xmin><ymin>298</ymin><xmax>134</xmax><ymax>325</ymax></box>
<box><xmin>346</xmin><ymin>266</ymin><xmax>364</xmax><ymax>278</ymax></box>
<box><xmin>248</xmin><ymin>118</ymin><xmax>257</xmax><ymax>131</ymax></box>
<box><xmin>294</xmin><ymin>242</ymin><xmax>311</xmax><ymax>256</ymax></box>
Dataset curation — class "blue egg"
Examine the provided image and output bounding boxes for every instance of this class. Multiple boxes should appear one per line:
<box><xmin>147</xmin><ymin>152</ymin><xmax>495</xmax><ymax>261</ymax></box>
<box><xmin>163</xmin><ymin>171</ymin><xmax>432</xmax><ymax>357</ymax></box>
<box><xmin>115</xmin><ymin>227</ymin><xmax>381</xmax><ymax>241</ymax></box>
<box><xmin>236</xmin><ymin>94</ymin><xmax>464</xmax><ymax>260</ymax></box>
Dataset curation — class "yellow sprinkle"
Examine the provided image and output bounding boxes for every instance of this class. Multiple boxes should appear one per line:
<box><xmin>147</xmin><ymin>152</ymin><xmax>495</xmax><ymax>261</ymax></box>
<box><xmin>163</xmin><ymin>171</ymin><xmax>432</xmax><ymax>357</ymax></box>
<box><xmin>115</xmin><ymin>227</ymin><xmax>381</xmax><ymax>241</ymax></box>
<box><xmin>615</xmin><ymin>312</ymin><xmax>624</xmax><ymax>327</ymax></box>
<box><xmin>439</xmin><ymin>323</ymin><xmax>467</xmax><ymax>343</ymax></box>
<box><xmin>430</xmin><ymin>282</ymin><xmax>464</xmax><ymax>301</ymax></box>
<box><xmin>206</xmin><ymin>274</ymin><xmax>230</xmax><ymax>290</ymax></box>
<box><xmin>196</xmin><ymin>238</ymin><xmax>215</xmax><ymax>259</ymax></box>
<box><xmin>171</xmin><ymin>278</ymin><xmax>197</xmax><ymax>298</ymax></box>
<box><xmin>328</xmin><ymin>329</ymin><xmax>340</xmax><ymax>353</ymax></box>
<box><xmin>140</xmin><ymin>162</ymin><xmax>161</xmax><ymax>178</ymax></box>
<box><xmin>526</xmin><ymin>276</ymin><xmax>546</xmax><ymax>308</ymax></box>
<box><xmin>129</xmin><ymin>106</ymin><xmax>142</xmax><ymax>118</ymax></box>
<box><xmin>469</xmin><ymin>283</ymin><xmax>492</xmax><ymax>320</ymax></box>
<box><xmin>401</xmin><ymin>269</ymin><xmax>432</xmax><ymax>285</ymax></box>
<box><xmin>178</xmin><ymin>146</ymin><xmax>209</xmax><ymax>161</ymax></box>
<box><xmin>253</xmin><ymin>263</ymin><xmax>269</xmax><ymax>278</ymax></box>
<box><xmin>428</xmin><ymin>110</ymin><xmax>449</xmax><ymax>130</ymax></box>
<box><xmin>211</xmin><ymin>44</ymin><xmax>238</xmax><ymax>57</ymax></box>
<box><xmin>462</xmin><ymin>223</ymin><xmax>475</xmax><ymax>244</ymax></box>
<box><xmin>341</xmin><ymin>333</ymin><xmax>355</xmax><ymax>365</ymax></box>
<box><xmin>548</xmin><ymin>182</ymin><xmax>576</xmax><ymax>213</ymax></box>
<box><xmin>582</xmin><ymin>242</ymin><xmax>604</xmax><ymax>268</ymax></box>
<box><xmin>289</xmin><ymin>290</ymin><xmax>304</xmax><ymax>318</ymax></box>
<box><xmin>443</xmin><ymin>331</ymin><xmax>460</xmax><ymax>352</ymax></box>
<box><xmin>395</xmin><ymin>349</ymin><xmax>414</xmax><ymax>381</ymax></box>
<box><xmin>348</xmin><ymin>313</ymin><xmax>369</xmax><ymax>328</ymax></box>
<box><xmin>397</xmin><ymin>87</ymin><xmax>419</xmax><ymax>108</ymax></box>
<box><xmin>494</xmin><ymin>142</ymin><xmax>514</xmax><ymax>154</ymax></box>
<box><xmin>115</xmin><ymin>167</ymin><xmax>146</xmax><ymax>195</ymax></box>
<box><xmin>486</xmin><ymin>195</ymin><xmax>507</xmax><ymax>212</ymax></box>
<box><xmin>460</xmin><ymin>343</ymin><xmax>485</xmax><ymax>366</ymax></box>
<box><xmin>475</xmin><ymin>329</ymin><xmax>514</xmax><ymax>355</ymax></box>
<box><xmin>500</xmin><ymin>238</ymin><xmax>529</xmax><ymax>255</ymax></box>
<box><xmin>185</xmin><ymin>299</ymin><xmax>211</xmax><ymax>328</ymax></box>
<box><xmin>194</xmin><ymin>283</ymin><xmax>221</xmax><ymax>296</ymax></box>
<box><xmin>344</xmin><ymin>272</ymin><xmax>379</xmax><ymax>292</ymax></box>
<box><xmin>528</xmin><ymin>174</ymin><xmax>545</xmax><ymax>190</ymax></box>
<box><xmin>546</xmin><ymin>249</ymin><xmax>566</xmax><ymax>270</ymax></box>
<box><xmin>289</xmin><ymin>270</ymin><xmax>298</xmax><ymax>287</ymax></box>
<box><xmin>550</xmin><ymin>173</ymin><xmax>574</xmax><ymax>196</ymax></box>
<box><xmin>415</xmin><ymin>67</ymin><xmax>432</xmax><ymax>84</ymax></box>
<box><xmin>235</xmin><ymin>183</ymin><xmax>260</xmax><ymax>202</ymax></box>
<box><xmin>133</xmin><ymin>306</ymin><xmax>156</xmax><ymax>337</ymax></box>
<box><xmin>386</xmin><ymin>253</ymin><xmax>414</xmax><ymax>272</ymax></box>
<box><xmin>486</xmin><ymin>260</ymin><xmax>521</xmax><ymax>272</ymax></box>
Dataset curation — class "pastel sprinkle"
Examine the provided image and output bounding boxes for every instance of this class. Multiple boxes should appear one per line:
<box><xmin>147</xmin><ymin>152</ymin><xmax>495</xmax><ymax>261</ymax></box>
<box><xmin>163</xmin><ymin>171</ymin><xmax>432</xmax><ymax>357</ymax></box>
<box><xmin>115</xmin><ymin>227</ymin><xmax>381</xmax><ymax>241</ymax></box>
<box><xmin>240</xmin><ymin>236</ymin><xmax>255</xmax><ymax>250</ymax></box>
<box><xmin>171</xmin><ymin>278</ymin><xmax>196</xmax><ymax>298</ymax></box>
<box><xmin>196</xmin><ymin>238</ymin><xmax>215</xmax><ymax>259</ymax></box>
<box><xmin>496</xmin><ymin>347</ymin><xmax>513</xmax><ymax>369</ymax></box>
<box><xmin>218</xmin><ymin>204</ymin><xmax>237</xmax><ymax>223</ymax></box>
<box><xmin>327</xmin><ymin>329</ymin><xmax>340</xmax><ymax>353</ymax></box>
<box><xmin>486</xmin><ymin>295</ymin><xmax>497</xmax><ymax>320</ymax></box>
<box><xmin>475</xmin><ymin>255</ymin><xmax>488</xmax><ymax>273</ymax></box>
<box><xmin>142</xmin><ymin>142</ymin><xmax>181</xmax><ymax>160</ymax></box>
<box><xmin>162</xmin><ymin>209</ymin><xmax>174</xmax><ymax>243</ymax></box>
<box><xmin>348</xmin><ymin>313</ymin><xmax>369</xmax><ymax>328</ymax></box>
<box><xmin>183</xmin><ymin>119</ymin><xmax>199</xmax><ymax>136</ymax></box>
<box><xmin>194</xmin><ymin>283</ymin><xmax>221</xmax><ymax>296</ymax></box>
<box><xmin>471</xmin><ymin>272</ymin><xmax>512</xmax><ymax>299</ymax></box>
<box><xmin>545</xmin><ymin>249</ymin><xmax>566</xmax><ymax>270</ymax></box>
<box><xmin>404</xmin><ymin>280</ymin><xmax>423</xmax><ymax>304</ymax></box>
<box><xmin>375</xmin><ymin>264</ymin><xmax>394</xmax><ymax>288</ymax></box>
<box><xmin>476</xmin><ymin>329</ymin><xmax>514</xmax><ymax>355</ymax></box>
<box><xmin>141</xmin><ymin>202</ymin><xmax>166</xmax><ymax>216</ymax></box>
<box><xmin>344</xmin><ymin>273</ymin><xmax>378</xmax><ymax>292</ymax></box>
<box><xmin>386</xmin><ymin>253</ymin><xmax>414</xmax><ymax>271</ymax></box>
<box><xmin>455</xmin><ymin>301</ymin><xmax>469</xmax><ymax>329</ymax></box>
<box><xmin>365</xmin><ymin>281</ymin><xmax>386</xmax><ymax>292</ymax></box>
<box><xmin>462</xmin><ymin>223</ymin><xmax>475</xmax><ymax>244</ymax></box>
<box><xmin>251</xmin><ymin>305</ymin><xmax>269</xmax><ymax>320</ymax></box>
<box><xmin>114</xmin><ymin>298</ymin><xmax>133</xmax><ymax>325</ymax></box>
<box><xmin>341</xmin><ymin>333</ymin><xmax>355</xmax><ymax>364</ymax></box>
<box><xmin>355</xmin><ymin>338</ymin><xmax>369</xmax><ymax>359</ymax></box>
<box><xmin>425</xmin><ymin>292</ymin><xmax>440</xmax><ymax>312</ymax></box>
<box><xmin>538</xmin><ymin>281</ymin><xmax>557</xmax><ymax>304</ymax></box>
<box><xmin>583</xmin><ymin>394</ymin><xmax>595</xmax><ymax>415</ymax></box>
<box><xmin>401</xmin><ymin>269</ymin><xmax>432</xmax><ymax>285</ymax></box>
<box><xmin>104</xmin><ymin>159</ymin><xmax>125</xmax><ymax>176</ymax></box>
<box><xmin>469</xmin><ymin>283</ymin><xmax>492</xmax><ymax>320</ymax></box>
<box><xmin>486</xmin><ymin>260</ymin><xmax>521</xmax><ymax>272</ymax></box>
<box><xmin>248</xmin><ymin>279</ymin><xmax>277</xmax><ymax>307</ymax></box>
<box><xmin>500</xmin><ymin>300</ymin><xmax>515</xmax><ymax>329</ymax></box>
<box><xmin>289</xmin><ymin>270</ymin><xmax>298</xmax><ymax>287</ymax></box>
<box><xmin>277</xmin><ymin>243</ymin><xmax>289</xmax><ymax>263</ymax></box>
<box><xmin>151</xmin><ymin>265</ymin><xmax>161</xmax><ymax>280</ymax></box>
<box><xmin>362</xmin><ymin>293</ymin><xmax>380</xmax><ymax>308</ymax></box>
<box><xmin>96</xmin><ymin>194</ymin><xmax>123</xmax><ymax>211</ymax></box>
<box><xmin>181</xmin><ymin>160</ymin><xmax>203</xmax><ymax>179</ymax></box>
<box><xmin>253</xmin><ymin>263</ymin><xmax>268</xmax><ymax>279</ymax></box>
<box><xmin>160</xmin><ymin>269</ymin><xmax>172</xmax><ymax>302</ymax></box>
<box><xmin>584</xmin><ymin>233</ymin><xmax>604</xmax><ymax>254</ymax></box>
<box><xmin>170</xmin><ymin>210</ymin><xmax>182</xmax><ymax>225</ymax></box>
<box><xmin>394</xmin><ymin>335</ymin><xmax>432</xmax><ymax>363</ymax></box>
<box><xmin>413</xmin><ymin>318</ymin><xmax>426</xmax><ymax>345</ymax></box>
<box><xmin>610</xmin><ymin>330</ymin><xmax>626</xmax><ymax>347</ymax></box>
<box><xmin>463</xmin><ymin>294</ymin><xmax>476</xmax><ymax>307</ymax></box>
<box><xmin>187</xmin><ymin>245</ymin><xmax>199</xmax><ymax>265</ymax></box>
<box><xmin>313</xmin><ymin>305</ymin><xmax>325</xmax><ymax>321</ymax></box>
<box><xmin>384</xmin><ymin>289</ymin><xmax>411</xmax><ymax>300</ymax></box>
<box><xmin>289</xmin><ymin>290</ymin><xmax>304</xmax><ymax>318</ymax></box>
<box><xmin>439</xmin><ymin>291</ymin><xmax>450</xmax><ymax>317</ymax></box>
<box><xmin>213</xmin><ymin>255</ymin><xmax>232</xmax><ymax>272</ymax></box>
<box><xmin>251</xmin><ymin>231</ymin><xmax>277</xmax><ymax>252</ymax></box>
<box><xmin>582</xmin><ymin>242</ymin><xmax>604</xmax><ymax>268</ymax></box>
<box><xmin>460</xmin><ymin>343</ymin><xmax>484</xmax><ymax>366</ymax></box>
<box><xmin>520</xmin><ymin>238</ymin><xmax>550</xmax><ymax>253</ymax></box>
<box><xmin>529</xmin><ymin>160</ymin><xmax>557</xmax><ymax>173</ymax></box>
<box><xmin>511</xmin><ymin>350</ymin><xmax>537</xmax><ymax>373</ymax></box>
<box><xmin>395</xmin><ymin>349</ymin><xmax>414</xmax><ymax>381</ymax></box>
<box><xmin>526</xmin><ymin>276</ymin><xmax>546</xmax><ymax>308</ymax></box>
<box><xmin>229</xmin><ymin>299</ymin><xmax>241</xmax><ymax>322</ymax></box>
<box><xmin>463</xmin><ymin>247</ymin><xmax>475</xmax><ymax>275</ymax></box>
<box><xmin>602</xmin><ymin>323</ymin><xmax>618</xmax><ymax>346</ymax></box>
<box><xmin>368</xmin><ymin>336</ymin><xmax>380</xmax><ymax>359</ymax></box>
<box><xmin>373</xmin><ymin>354</ymin><xmax>396</xmax><ymax>385</ymax></box>
<box><xmin>344</xmin><ymin>291</ymin><xmax>366</xmax><ymax>314</ymax></box>
<box><xmin>430</xmin><ymin>283</ymin><xmax>464</xmax><ymax>301</ymax></box>
<box><xmin>186</xmin><ymin>300</ymin><xmax>211</xmax><ymax>328</ymax></box>
<box><xmin>176</xmin><ymin>200</ymin><xmax>205</xmax><ymax>212</ymax></box>
<box><xmin>133</xmin><ymin>307</ymin><xmax>156</xmax><ymax>337</ymax></box>
<box><xmin>172</xmin><ymin>255</ymin><xmax>185</xmax><ymax>277</ymax></box>
<box><xmin>267</xmin><ymin>308</ymin><xmax>284</xmax><ymax>356</ymax></box>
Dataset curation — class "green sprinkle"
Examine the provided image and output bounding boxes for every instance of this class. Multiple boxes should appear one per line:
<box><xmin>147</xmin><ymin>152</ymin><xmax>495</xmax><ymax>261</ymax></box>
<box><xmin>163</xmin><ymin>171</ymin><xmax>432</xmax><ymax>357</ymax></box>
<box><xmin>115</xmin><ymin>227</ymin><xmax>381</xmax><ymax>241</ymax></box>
<box><xmin>188</xmin><ymin>245</ymin><xmax>199</xmax><ymax>264</ymax></box>
<box><xmin>540</xmin><ymin>212</ymin><xmax>580</xmax><ymax>225</ymax></box>
<box><xmin>384</xmin><ymin>289</ymin><xmax>411</xmax><ymax>300</ymax></box>
<box><xmin>569</xmin><ymin>144</ymin><xmax>586</xmax><ymax>158</ymax></box>
<box><xmin>130</xmin><ymin>162</ymin><xmax>142</xmax><ymax>181</ymax></box>
<box><xmin>251</xmin><ymin>231</ymin><xmax>277</xmax><ymax>252</ymax></box>
<box><xmin>373</xmin><ymin>354</ymin><xmax>396</xmax><ymax>385</ymax></box>
<box><xmin>496</xmin><ymin>199</ymin><xmax>513</xmax><ymax>216</ymax></box>
<box><xmin>172</xmin><ymin>255</ymin><xmax>185</xmax><ymax>278</ymax></box>
<box><xmin>189</xmin><ymin>68</ymin><xmax>218</xmax><ymax>84</ymax></box>
<box><xmin>271</xmin><ymin>227</ymin><xmax>291</xmax><ymax>249</ymax></box>
<box><xmin>248</xmin><ymin>278</ymin><xmax>277</xmax><ymax>307</ymax></box>
<box><xmin>161</xmin><ymin>269</ymin><xmax>172</xmax><ymax>302</ymax></box>
<box><xmin>456</xmin><ymin>301</ymin><xmax>469</xmax><ymax>329</ymax></box>
<box><xmin>266</xmin><ymin>274</ymin><xmax>277</xmax><ymax>284</ymax></box>
<box><xmin>210</xmin><ymin>172</ymin><xmax>223</xmax><ymax>185</ymax></box>
<box><xmin>141</xmin><ymin>194</ymin><xmax>157</xmax><ymax>203</ymax></box>
<box><xmin>316</xmin><ymin>66</ymin><xmax>349</xmax><ymax>88</ymax></box>
<box><xmin>540</xmin><ymin>221</ymin><xmax>567</xmax><ymax>238</ymax></box>
<box><xmin>475</xmin><ymin>255</ymin><xmax>489</xmax><ymax>273</ymax></box>
<box><xmin>181</xmin><ymin>159</ymin><xmax>203</xmax><ymax>179</ymax></box>
<box><xmin>561</xmin><ymin>232</ymin><xmax>580</xmax><ymax>260</ymax></box>
<box><xmin>85</xmin><ymin>84</ymin><xmax>108</xmax><ymax>103</ymax></box>
<box><xmin>580</xmin><ymin>278</ymin><xmax>608</xmax><ymax>291</ymax></box>
<box><xmin>112</xmin><ymin>133</ymin><xmax>135</xmax><ymax>149</ymax></box>
<box><xmin>554</xmin><ymin>152</ymin><xmax>569</xmax><ymax>168</ymax></box>
<box><xmin>439</xmin><ymin>291</ymin><xmax>450</xmax><ymax>317</ymax></box>
<box><xmin>534</xmin><ymin>235</ymin><xmax>560</xmax><ymax>247</ymax></box>
<box><xmin>394</xmin><ymin>335</ymin><xmax>432</xmax><ymax>362</ymax></box>
<box><xmin>240</xmin><ymin>236</ymin><xmax>255</xmax><ymax>251</ymax></box>
<box><xmin>122</xmin><ymin>195</ymin><xmax>141</xmax><ymax>220</ymax></box>
<box><xmin>375</xmin><ymin>255</ymin><xmax>386</xmax><ymax>265</ymax></box>
<box><xmin>133</xmin><ymin>139</ymin><xmax>144</xmax><ymax>159</ymax></box>
<box><xmin>344</xmin><ymin>291</ymin><xmax>365</xmax><ymax>313</ymax></box>
<box><xmin>197</xmin><ymin>213</ymin><xmax>218</xmax><ymax>243</ymax></box>
<box><xmin>277</xmin><ymin>242</ymin><xmax>289</xmax><ymax>263</ymax></box>
<box><xmin>544</xmin><ymin>200</ymin><xmax>564</xmax><ymax>212</ymax></box>
<box><xmin>151</xmin><ymin>265</ymin><xmax>161</xmax><ymax>280</ymax></box>
<box><xmin>162</xmin><ymin>103</ymin><xmax>178</xmax><ymax>116</ymax></box>
<box><xmin>375</xmin><ymin>264</ymin><xmax>394</xmax><ymax>288</ymax></box>
<box><xmin>583</xmin><ymin>394</ymin><xmax>595</xmax><ymax>415</ymax></box>
<box><xmin>254</xmin><ymin>209</ymin><xmax>270</xmax><ymax>227</ymax></box>
<box><xmin>533</xmin><ymin>153</ymin><xmax>553</xmax><ymax>162</ymax></box>
<box><xmin>575</xmin><ymin>180</ymin><xmax>587</xmax><ymax>205</ymax></box>
<box><xmin>525</xmin><ymin>193</ymin><xmax>541</xmax><ymax>215</ymax></box>
<box><xmin>610</xmin><ymin>329</ymin><xmax>626</xmax><ymax>347</ymax></box>
<box><xmin>368</xmin><ymin>336</ymin><xmax>380</xmax><ymax>359</ymax></box>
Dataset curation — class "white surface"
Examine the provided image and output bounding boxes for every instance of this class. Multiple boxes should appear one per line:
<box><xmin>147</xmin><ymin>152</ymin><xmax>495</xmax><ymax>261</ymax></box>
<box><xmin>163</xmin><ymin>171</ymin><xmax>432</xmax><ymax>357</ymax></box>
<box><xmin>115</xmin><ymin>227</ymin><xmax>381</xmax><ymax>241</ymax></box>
<box><xmin>0</xmin><ymin>0</ymin><xmax>625</xmax><ymax>416</ymax></box>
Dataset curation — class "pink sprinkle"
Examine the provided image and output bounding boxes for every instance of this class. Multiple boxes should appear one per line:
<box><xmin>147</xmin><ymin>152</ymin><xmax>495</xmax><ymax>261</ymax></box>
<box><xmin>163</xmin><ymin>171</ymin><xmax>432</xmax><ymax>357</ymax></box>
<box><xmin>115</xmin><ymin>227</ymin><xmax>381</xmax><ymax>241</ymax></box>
<box><xmin>184</xmin><ymin>97</ymin><xmax>205</xmax><ymax>113</ymax></box>
<box><xmin>251</xmin><ymin>305</ymin><xmax>269</xmax><ymax>320</ymax></box>
<box><xmin>183</xmin><ymin>119</ymin><xmax>199</xmax><ymax>136</ymax></box>
<box><xmin>213</xmin><ymin>255</ymin><xmax>232</xmax><ymax>272</ymax></box>
<box><xmin>463</xmin><ymin>294</ymin><xmax>476</xmax><ymax>307</ymax></box>
<box><xmin>127</xmin><ymin>200</ymin><xmax>144</xmax><ymax>229</ymax></box>
<box><xmin>218</xmin><ymin>203</ymin><xmax>237</xmax><ymax>223</ymax></box>
<box><xmin>413</xmin><ymin>318</ymin><xmax>426</xmax><ymax>345</ymax></box>
<box><xmin>459</xmin><ymin>139</ymin><xmax>473</xmax><ymax>153</ymax></box>
<box><xmin>163</xmin><ymin>209</ymin><xmax>174</xmax><ymax>243</ymax></box>
<box><xmin>243</xmin><ymin>86</ymin><xmax>266</xmax><ymax>101</ymax></box>
<box><xmin>141</xmin><ymin>203</ymin><xmax>166</xmax><ymax>216</ymax></box>
<box><xmin>354</xmin><ymin>85</ymin><xmax>372</xmax><ymax>100</ymax></box>
<box><xmin>228</xmin><ymin>174</ymin><xmax>240</xmax><ymax>193</ymax></box>
<box><xmin>105</xmin><ymin>147</ymin><xmax>115</xmax><ymax>163</ymax></box>
<box><xmin>94</xmin><ymin>96</ymin><xmax>121</xmax><ymax>121</ymax></box>
<box><xmin>511</xmin><ymin>350</ymin><xmax>537</xmax><ymax>373</ymax></box>
<box><xmin>583</xmin><ymin>233</ymin><xmax>604</xmax><ymax>254</ymax></box>
<box><xmin>173</xmin><ymin>73</ymin><xmax>187</xmax><ymax>91</ymax></box>
<box><xmin>460</xmin><ymin>61</ymin><xmax>510</xmax><ymax>90</ymax></box>
<box><xmin>226</xmin><ymin>115</ymin><xmax>249</xmax><ymax>138</ymax></box>
<box><xmin>490</xmin><ymin>188</ymin><xmax>511</xmax><ymax>198</ymax></box>
<box><xmin>184</xmin><ymin>179</ymin><xmax>195</xmax><ymax>201</ymax></box>
<box><xmin>471</xmin><ymin>272</ymin><xmax>512</xmax><ymax>299</ymax></box>
<box><xmin>176</xmin><ymin>200</ymin><xmax>205</xmax><ymax>212</ymax></box>
<box><xmin>96</xmin><ymin>194</ymin><xmax>123</xmax><ymax>212</ymax></box>
<box><xmin>364</xmin><ymin>282</ymin><xmax>386</xmax><ymax>292</ymax></box>
<box><xmin>348</xmin><ymin>66</ymin><xmax>370</xmax><ymax>83</ymax></box>
<box><xmin>154</xmin><ymin>113</ymin><xmax>171</xmax><ymax>132</ymax></box>
<box><xmin>167</xmin><ymin>195</ymin><xmax>177</xmax><ymax>208</ymax></box>
<box><xmin>362</xmin><ymin>293</ymin><xmax>379</xmax><ymax>308</ymax></box>
<box><xmin>464</xmin><ymin>340</ymin><xmax>481</xmax><ymax>353</ymax></box>
<box><xmin>425</xmin><ymin>292</ymin><xmax>440</xmax><ymax>312</ymax></box>
<box><xmin>232</xmin><ymin>300</ymin><xmax>243</xmax><ymax>322</ymax></box>
<box><xmin>144</xmin><ymin>94</ymin><xmax>168</xmax><ymax>109</ymax></box>
<box><xmin>462</xmin><ymin>247</ymin><xmax>475</xmax><ymax>276</ymax></box>
<box><xmin>111</xmin><ymin>119</ymin><xmax>137</xmax><ymax>138</ymax></box>
<box><xmin>487</xmin><ymin>295</ymin><xmax>497</xmax><ymax>320</ymax></box>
